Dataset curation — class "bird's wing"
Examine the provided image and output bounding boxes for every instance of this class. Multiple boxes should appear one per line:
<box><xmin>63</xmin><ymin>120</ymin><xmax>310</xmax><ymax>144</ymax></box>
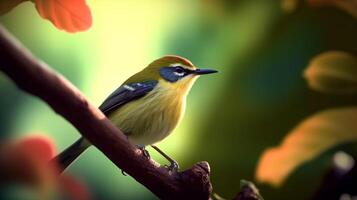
<box><xmin>99</xmin><ymin>80</ymin><xmax>158</xmax><ymax>115</ymax></box>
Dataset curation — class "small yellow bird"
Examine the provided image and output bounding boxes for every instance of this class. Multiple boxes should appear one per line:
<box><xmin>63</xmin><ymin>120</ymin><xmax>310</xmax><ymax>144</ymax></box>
<box><xmin>55</xmin><ymin>55</ymin><xmax>217</xmax><ymax>172</ymax></box>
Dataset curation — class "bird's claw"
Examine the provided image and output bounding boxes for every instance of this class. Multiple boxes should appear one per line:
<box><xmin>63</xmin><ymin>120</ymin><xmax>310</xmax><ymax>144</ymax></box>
<box><xmin>137</xmin><ymin>146</ymin><xmax>150</xmax><ymax>159</ymax></box>
<box><xmin>121</xmin><ymin>169</ymin><xmax>127</xmax><ymax>176</ymax></box>
<box><xmin>165</xmin><ymin>160</ymin><xmax>179</xmax><ymax>172</ymax></box>
<box><xmin>142</xmin><ymin>149</ymin><xmax>150</xmax><ymax>159</ymax></box>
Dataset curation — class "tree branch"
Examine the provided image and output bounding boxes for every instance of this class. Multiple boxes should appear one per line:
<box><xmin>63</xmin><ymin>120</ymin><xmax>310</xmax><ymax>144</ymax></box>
<box><xmin>0</xmin><ymin>25</ymin><xmax>262</xmax><ymax>200</ymax></box>
<box><xmin>233</xmin><ymin>180</ymin><xmax>264</xmax><ymax>200</ymax></box>
<box><xmin>313</xmin><ymin>154</ymin><xmax>357</xmax><ymax>199</ymax></box>
<box><xmin>0</xmin><ymin>25</ymin><xmax>211</xmax><ymax>199</ymax></box>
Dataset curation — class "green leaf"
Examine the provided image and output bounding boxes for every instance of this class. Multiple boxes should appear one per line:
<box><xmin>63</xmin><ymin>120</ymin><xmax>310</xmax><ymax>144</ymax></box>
<box><xmin>256</xmin><ymin>107</ymin><xmax>357</xmax><ymax>187</ymax></box>
<box><xmin>304</xmin><ymin>51</ymin><xmax>357</xmax><ymax>94</ymax></box>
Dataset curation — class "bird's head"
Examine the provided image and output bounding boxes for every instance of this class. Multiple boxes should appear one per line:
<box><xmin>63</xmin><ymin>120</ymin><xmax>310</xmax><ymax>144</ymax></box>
<box><xmin>125</xmin><ymin>55</ymin><xmax>217</xmax><ymax>94</ymax></box>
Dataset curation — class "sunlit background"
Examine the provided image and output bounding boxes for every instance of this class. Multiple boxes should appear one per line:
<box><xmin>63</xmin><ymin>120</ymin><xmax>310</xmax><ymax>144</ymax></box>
<box><xmin>1</xmin><ymin>0</ymin><xmax>357</xmax><ymax>199</ymax></box>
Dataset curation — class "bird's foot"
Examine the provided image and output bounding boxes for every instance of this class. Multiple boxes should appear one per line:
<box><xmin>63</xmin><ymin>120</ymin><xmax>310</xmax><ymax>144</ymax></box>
<box><xmin>121</xmin><ymin>169</ymin><xmax>127</xmax><ymax>176</ymax></box>
<box><xmin>137</xmin><ymin>145</ymin><xmax>150</xmax><ymax>159</ymax></box>
<box><xmin>165</xmin><ymin>160</ymin><xmax>179</xmax><ymax>172</ymax></box>
<box><xmin>150</xmin><ymin>145</ymin><xmax>179</xmax><ymax>172</ymax></box>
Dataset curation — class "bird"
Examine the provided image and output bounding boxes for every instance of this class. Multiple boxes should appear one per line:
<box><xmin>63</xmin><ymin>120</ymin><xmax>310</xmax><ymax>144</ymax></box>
<box><xmin>53</xmin><ymin>55</ymin><xmax>218</xmax><ymax>173</ymax></box>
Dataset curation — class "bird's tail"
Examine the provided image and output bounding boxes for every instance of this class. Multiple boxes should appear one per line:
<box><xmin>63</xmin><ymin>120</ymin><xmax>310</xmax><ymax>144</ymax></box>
<box><xmin>51</xmin><ymin>137</ymin><xmax>90</xmax><ymax>173</ymax></box>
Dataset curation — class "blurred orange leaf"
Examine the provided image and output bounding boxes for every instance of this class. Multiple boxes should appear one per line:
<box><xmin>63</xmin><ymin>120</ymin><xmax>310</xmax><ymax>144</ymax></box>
<box><xmin>18</xmin><ymin>135</ymin><xmax>56</xmax><ymax>161</ymax></box>
<box><xmin>304</xmin><ymin>51</ymin><xmax>357</xmax><ymax>94</ymax></box>
<box><xmin>32</xmin><ymin>0</ymin><xmax>92</xmax><ymax>33</ymax></box>
<box><xmin>0</xmin><ymin>0</ymin><xmax>26</xmax><ymax>15</ymax></box>
<box><xmin>0</xmin><ymin>135</ymin><xmax>92</xmax><ymax>200</ymax></box>
<box><xmin>59</xmin><ymin>175</ymin><xmax>92</xmax><ymax>200</ymax></box>
<box><xmin>0</xmin><ymin>135</ymin><xmax>58</xmax><ymax>197</ymax></box>
<box><xmin>256</xmin><ymin>107</ymin><xmax>357</xmax><ymax>187</ymax></box>
<box><xmin>1</xmin><ymin>0</ymin><xmax>92</xmax><ymax>33</ymax></box>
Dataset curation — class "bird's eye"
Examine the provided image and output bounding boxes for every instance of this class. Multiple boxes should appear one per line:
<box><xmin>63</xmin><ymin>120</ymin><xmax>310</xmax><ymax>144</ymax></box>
<box><xmin>175</xmin><ymin>67</ymin><xmax>184</xmax><ymax>74</ymax></box>
<box><xmin>175</xmin><ymin>67</ymin><xmax>185</xmax><ymax>76</ymax></box>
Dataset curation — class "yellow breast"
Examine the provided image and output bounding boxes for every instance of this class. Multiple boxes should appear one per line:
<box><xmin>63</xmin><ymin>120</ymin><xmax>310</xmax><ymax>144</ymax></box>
<box><xmin>107</xmin><ymin>76</ymin><xmax>197</xmax><ymax>146</ymax></box>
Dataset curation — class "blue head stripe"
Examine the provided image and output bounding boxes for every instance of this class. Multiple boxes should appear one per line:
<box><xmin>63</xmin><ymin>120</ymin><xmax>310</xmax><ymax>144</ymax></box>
<box><xmin>159</xmin><ymin>66</ymin><xmax>191</xmax><ymax>82</ymax></box>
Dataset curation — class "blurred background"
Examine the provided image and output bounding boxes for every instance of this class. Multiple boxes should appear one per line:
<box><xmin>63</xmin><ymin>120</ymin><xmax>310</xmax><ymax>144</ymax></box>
<box><xmin>1</xmin><ymin>0</ymin><xmax>357</xmax><ymax>199</ymax></box>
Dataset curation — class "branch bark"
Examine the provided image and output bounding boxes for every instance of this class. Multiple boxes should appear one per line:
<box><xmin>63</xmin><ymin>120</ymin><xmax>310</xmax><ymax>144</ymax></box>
<box><xmin>0</xmin><ymin>25</ymin><xmax>211</xmax><ymax>200</ymax></box>
<box><xmin>313</xmin><ymin>154</ymin><xmax>357</xmax><ymax>200</ymax></box>
<box><xmin>0</xmin><ymin>25</ymin><xmax>262</xmax><ymax>200</ymax></box>
<box><xmin>233</xmin><ymin>180</ymin><xmax>264</xmax><ymax>200</ymax></box>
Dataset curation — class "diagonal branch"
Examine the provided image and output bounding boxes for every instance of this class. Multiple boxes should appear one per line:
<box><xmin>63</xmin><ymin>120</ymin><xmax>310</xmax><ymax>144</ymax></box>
<box><xmin>0</xmin><ymin>25</ymin><xmax>263</xmax><ymax>200</ymax></box>
<box><xmin>0</xmin><ymin>25</ymin><xmax>211</xmax><ymax>200</ymax></box>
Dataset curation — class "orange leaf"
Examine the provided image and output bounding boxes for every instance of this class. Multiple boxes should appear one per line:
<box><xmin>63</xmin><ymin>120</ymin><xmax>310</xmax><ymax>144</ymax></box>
<box><xmin>304</xmin><ymin>51</ymin><xmax>357</xmax><ymax>94</ymax></box>
<box><xmin>0</xmin><ymin>135</ymin><xmax>91</xmax><ymax>199</ymax></box>
<box><xmin>33</xmin><ymin>0</ymin><xmax>92</xmax><ymax>33</ymax></box>
<box><xmin>256</xmin><ymin>107</ymin><xmax>357</xmax><ymax>187</ymax></box>
<box><xmin>0</xmin><ymin>135</ymin><xmax>57</xmax><ymax>193</ymax></box>
<box><xmin>17</xmin><ymin>135</ymin><xmax>57</xmax><ymax>162</ymax></box>
<box><xmin>59</xmin><ymin>175</ymin><xmax>92</xmax><ymax>200</ymax></box>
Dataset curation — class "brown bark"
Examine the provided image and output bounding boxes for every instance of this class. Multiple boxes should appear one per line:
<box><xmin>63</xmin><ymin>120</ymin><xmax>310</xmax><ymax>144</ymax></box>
<box><xmin>0</xmin><ymin>25</ymin><xmax>262</xmax><ymax>200</ymax></box>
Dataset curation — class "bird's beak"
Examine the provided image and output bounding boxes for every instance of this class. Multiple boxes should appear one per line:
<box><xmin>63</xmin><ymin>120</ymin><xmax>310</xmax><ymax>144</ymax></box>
<box><xmin>193</xmin><ymin>68</ymin><xmax>218</xmax><ymax>75</ymax></box>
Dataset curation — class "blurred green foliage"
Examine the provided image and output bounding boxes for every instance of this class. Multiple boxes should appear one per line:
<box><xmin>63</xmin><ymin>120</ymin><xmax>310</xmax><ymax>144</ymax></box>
<box><xmin>1</xmin><ymin>0</ymin><xmax>357</xmax><ymax>199</ymax></box>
